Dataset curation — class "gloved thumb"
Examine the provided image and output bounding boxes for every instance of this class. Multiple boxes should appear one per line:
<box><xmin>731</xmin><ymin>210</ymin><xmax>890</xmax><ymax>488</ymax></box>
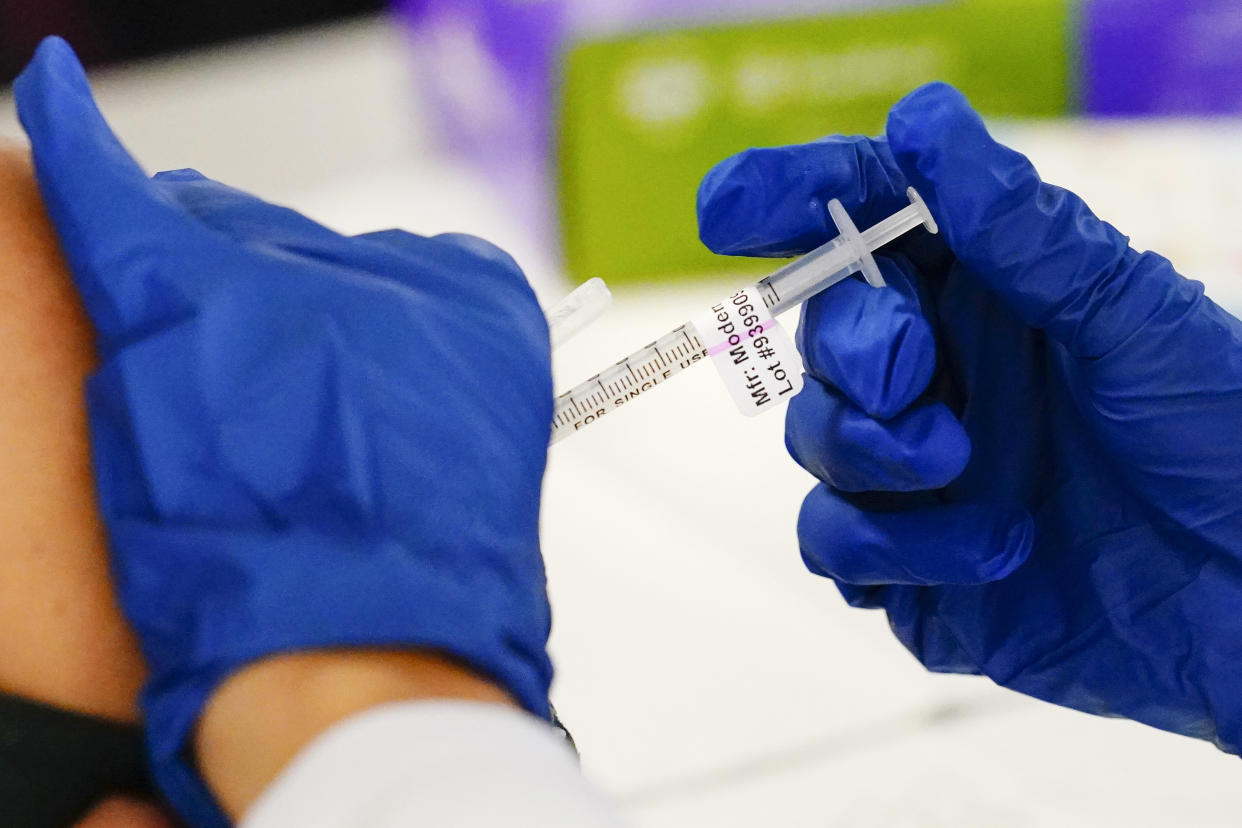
<box><xmin>15</xmin><ymin>36</ymin><xmax>187</xmax><ymax>347</ymax></box>
<box><xmin>886</xmin><ymin>83</ymin><xmax>1184</xmax><ymax>358</ymax></box>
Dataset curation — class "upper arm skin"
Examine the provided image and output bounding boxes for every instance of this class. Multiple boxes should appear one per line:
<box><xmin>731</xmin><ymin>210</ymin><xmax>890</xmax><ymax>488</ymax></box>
<box><xmin>0</xmin><ymin>139</ymin><xmax>147</xmax><ymax>723</ymax></box>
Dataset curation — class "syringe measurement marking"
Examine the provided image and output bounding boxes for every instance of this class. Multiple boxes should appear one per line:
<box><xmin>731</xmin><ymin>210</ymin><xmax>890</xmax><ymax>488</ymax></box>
<box><xmin>760</xmin><ymin>280</ymin><xmax>780</xmax><ymax>308</ymax></box>
<box><xmin>550</xmin><ymin>325</ymin><xmax>709</xmax><ymax>441</ymax></box>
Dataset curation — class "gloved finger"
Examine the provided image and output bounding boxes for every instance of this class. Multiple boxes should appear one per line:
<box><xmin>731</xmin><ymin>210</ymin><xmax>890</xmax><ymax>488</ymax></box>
<box><xmin>886</xmin><ymin>82</ymin><xmax>1170</xmax><ymax>358</ymax></box>
<box><xmin>424</xmin><ymin>232</ymin><xmax>537</xmax><ymax>299</ymax></box>
<box><xmin>353</xmin><ymin>228</ymin><xmax>429</xmax><ymax>253</ymax></box>
<box><xmin>358</xmin><ymin>230</ymin><xmax>535</xmax><ymax>301</ymax></box>
<box><xmin>785</xmin><ymin>377</ymin><xmax>970</xmax><ymax>492</ymax></box>
<box><xmin>348</xmin><ymin>230</ymin><xmax>541</xmax><ymax>323</ymax></box>
<box><xmin>14</xmin><ymin>37</ymin><xmax>191</xmax><ymax>341</ymax></box>
<box><xmin>795</xmin><ymin>253</ymin><xmax>935</xmax><ymax>418</ymax></box>
<box><xmin>153</xmin><ymin>169</ymin><xmax>346</xmax><ymax>250</ymax></box>
<box><xmin>355</xmin><ymin>230</ymin><xmax>529</xmax><ymax>284</ymax></box>
<box><xmin>358</xmin><ymin>232</ymin><xmax>544</xmax><ymax>348</ymax></box>
<box><xmin>154</xmin><ymin>180</ymin><xmax>523</xmax><ymax>304</ymax></box>
<box><xmin>798</xmin><ymin>482</ymin><xmax>1033</xmax><ymax>586</ymax></box>
<box><xmin>431</xmin><ymin>232</ymin><xmax>524</xmax><ymax>274</ymax></box>
<box><xmin>696</xmin><ymin>134</ymin><xmax>912</xmax><ymax>258</ymax></box>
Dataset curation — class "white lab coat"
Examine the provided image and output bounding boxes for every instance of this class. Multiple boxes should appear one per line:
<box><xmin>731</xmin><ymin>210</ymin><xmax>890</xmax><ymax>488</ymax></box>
<box><xmin>242</xmin><ymin>701</ymin><xmax>625</xmax><ymax>827</ymax></box>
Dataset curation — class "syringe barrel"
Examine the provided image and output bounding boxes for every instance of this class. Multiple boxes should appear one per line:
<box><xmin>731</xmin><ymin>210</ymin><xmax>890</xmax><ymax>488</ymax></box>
<box><xmin>760</xmin><ymin>187</ymin><xmax>938</xmax><ymax>318</ymax></box>
<box><xmin>759</xmin><ymin>237</ymin><xmax>857</xmax><ymax>316</ymax></box>
<box><xmin>549</xmin><ymin>319</ymin><xmax>709</xmax><ymax>444</ymax></box>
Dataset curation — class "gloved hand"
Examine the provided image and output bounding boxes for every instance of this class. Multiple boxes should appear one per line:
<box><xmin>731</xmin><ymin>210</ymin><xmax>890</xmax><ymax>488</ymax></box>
<box><xmin>16</xmin><ymin>38</ymin><xmax>554</xmax><ymax>826</ymax></box>
<box><xmin>698</xmin><ymin>83</ymin><xmax>1242</xmax><ymax>753</ymax></box>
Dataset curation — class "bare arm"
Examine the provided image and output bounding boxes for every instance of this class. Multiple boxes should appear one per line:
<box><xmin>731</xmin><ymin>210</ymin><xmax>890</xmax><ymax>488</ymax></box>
<box><xmin>0</xmin><ymin>140</ymin><xmax>146</xmax><ymax>722</ymax></box>
<box><xmin>196</xmin><ymin>650</ymin><xmax>515</xmax><ymax>819</ymax></box>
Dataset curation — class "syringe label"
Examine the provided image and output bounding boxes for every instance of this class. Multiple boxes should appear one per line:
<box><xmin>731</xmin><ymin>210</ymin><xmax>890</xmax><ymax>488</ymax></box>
<box><xmin>706</xmin><ymin>320</ymin><xmax>773</xmax><ymax>356</ymax></box>
<box><xmin>690</xmin><ymin>285</ymin><xmax>803</xmax><ymax>417</ymax></box>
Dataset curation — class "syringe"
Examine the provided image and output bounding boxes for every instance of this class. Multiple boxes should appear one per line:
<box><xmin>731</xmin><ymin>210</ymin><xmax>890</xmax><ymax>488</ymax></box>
<box><xmin>547</xmin><ymin>187</ymin><xmax>938</xmax><ymax>444</ymax></box>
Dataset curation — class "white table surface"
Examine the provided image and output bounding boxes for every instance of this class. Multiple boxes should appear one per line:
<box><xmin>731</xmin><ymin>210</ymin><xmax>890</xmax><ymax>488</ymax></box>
<box><xmin>3</xmin><ymin>17</ymin><xmax>1240</xmax><ymax>826</ymax></box>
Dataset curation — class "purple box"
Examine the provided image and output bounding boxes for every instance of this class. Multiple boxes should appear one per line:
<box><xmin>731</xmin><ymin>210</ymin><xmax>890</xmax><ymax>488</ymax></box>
<box><xmin>1085</xmin><ymin>0</ymin><xmax>1242</xmax><ymax>115</ymax></box>
<box><xmin>392</xmin><ymin>0</ymin><xmax>567</xmax><ymax>234</ymax></box>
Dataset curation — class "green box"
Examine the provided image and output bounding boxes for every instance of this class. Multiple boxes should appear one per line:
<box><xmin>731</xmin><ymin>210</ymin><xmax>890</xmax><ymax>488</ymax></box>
<box><xmin>557</xmin><ymin>0</ymin><xmax>1076</xmax><ymax>284</ymax></box>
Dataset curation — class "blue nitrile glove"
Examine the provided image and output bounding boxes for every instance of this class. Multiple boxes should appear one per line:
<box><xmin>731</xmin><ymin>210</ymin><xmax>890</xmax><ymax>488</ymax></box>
<box><xmin>15</xmin><ymin>38</ymin><xmax>554</xmax><ymax>826</ymax></box>
<box><xmin>698</xmin><ymin>83</ymin><xmax>1242</xmax><ymax>753</ymax></box>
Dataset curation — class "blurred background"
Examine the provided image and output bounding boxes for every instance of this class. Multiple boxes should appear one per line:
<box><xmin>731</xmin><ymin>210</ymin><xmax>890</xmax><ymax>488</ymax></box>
<box><xmin>2</xmin><ymin>1</ymin><xmax>1242</xmax><ymax>826</ymax></box>
<box><xmin>0</xmin><ymin>0</ymin><xmax>384</xmax><ymax>81</ymax></box>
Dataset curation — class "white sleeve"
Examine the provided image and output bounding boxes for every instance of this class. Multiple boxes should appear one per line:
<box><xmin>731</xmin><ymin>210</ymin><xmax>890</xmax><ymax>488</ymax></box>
<box><xmin>240</xmin><ymin>701</ymin><xmax>627</xmax><ymax>828</ymax></box>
